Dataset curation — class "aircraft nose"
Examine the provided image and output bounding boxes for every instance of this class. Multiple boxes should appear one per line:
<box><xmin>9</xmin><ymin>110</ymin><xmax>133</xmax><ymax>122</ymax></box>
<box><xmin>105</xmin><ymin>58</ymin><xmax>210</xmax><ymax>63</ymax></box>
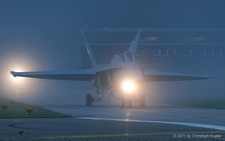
<box><xmin>127</xmin><ymin>69</ymin><xmax>143</xmax><ymax>82</ymax></box>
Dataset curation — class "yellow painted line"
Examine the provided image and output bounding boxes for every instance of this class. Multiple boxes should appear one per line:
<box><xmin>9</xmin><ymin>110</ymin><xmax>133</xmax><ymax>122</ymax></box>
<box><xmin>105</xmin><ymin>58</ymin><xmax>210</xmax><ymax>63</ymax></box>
<box><xmin>39</xmin><ymin>131</ymin><xmax>225</xmax><ymax>139</ymax></box>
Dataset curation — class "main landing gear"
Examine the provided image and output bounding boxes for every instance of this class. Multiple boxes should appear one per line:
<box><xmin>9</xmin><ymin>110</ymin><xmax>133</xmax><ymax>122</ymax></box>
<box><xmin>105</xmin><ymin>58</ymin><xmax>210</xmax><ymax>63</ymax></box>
<box><xmin>86</xmin><ymin>94</ymin><xmax>94</xmax><ymax>106</ymax></box>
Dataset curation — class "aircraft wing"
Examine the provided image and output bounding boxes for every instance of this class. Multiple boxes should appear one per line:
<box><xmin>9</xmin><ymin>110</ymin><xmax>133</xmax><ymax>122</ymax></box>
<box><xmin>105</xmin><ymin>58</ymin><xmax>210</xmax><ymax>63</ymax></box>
<box><xmin>143</xmin><ymin>70</ymin><xmax>215</xmax><ymax>81</ymax></box>
<box><xmin>10</xmin><ymin>69</ymin><xmax>96</xmax><ymax>81</ymax></box>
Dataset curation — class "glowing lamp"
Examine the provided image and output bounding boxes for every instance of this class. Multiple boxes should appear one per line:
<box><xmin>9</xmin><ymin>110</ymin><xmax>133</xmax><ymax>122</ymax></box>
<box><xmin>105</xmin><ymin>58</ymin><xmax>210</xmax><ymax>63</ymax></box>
<box><xmin>121</xmin><ymin>79</ymin><xmax>137</xmax><ymax>93</ymax></box>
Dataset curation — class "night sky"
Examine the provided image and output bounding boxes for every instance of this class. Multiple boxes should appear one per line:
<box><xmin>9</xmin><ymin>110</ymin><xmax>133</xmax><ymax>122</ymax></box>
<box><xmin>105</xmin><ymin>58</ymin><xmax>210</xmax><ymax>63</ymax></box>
<box><xmin>0</xmin><ymin>0</ymin><xmax>224</xmax><ymax>102</ymax></box>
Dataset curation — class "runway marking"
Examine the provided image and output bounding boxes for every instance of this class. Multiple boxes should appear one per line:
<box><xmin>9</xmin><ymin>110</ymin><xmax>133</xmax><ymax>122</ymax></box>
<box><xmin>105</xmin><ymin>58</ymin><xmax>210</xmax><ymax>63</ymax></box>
<box><xmin>39</xmin><ymin>117</ymin><xmax>225</xmax><ymax>139</ymax></box>
<box><xmin>40</xmin><ymin>131</ymin><xmax>225</xmax><ymax>139</ymax></box>
<box><xmin>77</xmin><ymin>117</ymin><xmax>225</xmax><ymax>131</ymax></box>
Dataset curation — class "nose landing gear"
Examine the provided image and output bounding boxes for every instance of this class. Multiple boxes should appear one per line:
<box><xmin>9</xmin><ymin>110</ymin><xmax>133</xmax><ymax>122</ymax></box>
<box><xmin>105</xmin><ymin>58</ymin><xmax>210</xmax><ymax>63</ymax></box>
<box><xmin>120</xmin><ymin>94</ymin><xmax>145</xmax><ymax>108</ymax></box>
<box><xmin>139</xmin><ymin>94</ymin><xmax>145</xmax><ymax>107</ymax></box>
<box><xmin>120</xmin><ymin>97</ymin><xmax>125</xmax><ymax>108</ymax></box>
<box><xmin>120</xmin><ymin>96</ymin><xmax>132</xmax><ymax>108</ymax></box>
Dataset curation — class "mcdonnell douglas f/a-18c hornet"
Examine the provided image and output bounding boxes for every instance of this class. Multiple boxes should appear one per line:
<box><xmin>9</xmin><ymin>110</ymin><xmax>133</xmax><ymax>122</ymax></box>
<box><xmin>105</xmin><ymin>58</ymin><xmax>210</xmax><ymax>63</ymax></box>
<box><xmin>11</xmin><ymin>29</ymin><xmax>215</xmax><ymax>108</ymax></box>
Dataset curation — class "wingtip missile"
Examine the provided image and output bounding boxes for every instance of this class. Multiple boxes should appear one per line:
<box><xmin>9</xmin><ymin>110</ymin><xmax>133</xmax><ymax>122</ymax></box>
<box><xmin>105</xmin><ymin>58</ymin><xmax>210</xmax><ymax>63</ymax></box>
<box><xmin>10</xmin><ymin>71</ymin><xmax>17</xmax><ymax>77</ymax></box>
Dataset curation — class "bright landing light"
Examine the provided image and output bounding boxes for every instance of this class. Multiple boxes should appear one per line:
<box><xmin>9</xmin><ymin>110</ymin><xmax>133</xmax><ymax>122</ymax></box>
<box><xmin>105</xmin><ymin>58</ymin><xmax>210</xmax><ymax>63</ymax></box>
<box><xmin>121</xmin><ymin>79</ymin><xmax>137</xmax><ymax>93</ymax></box>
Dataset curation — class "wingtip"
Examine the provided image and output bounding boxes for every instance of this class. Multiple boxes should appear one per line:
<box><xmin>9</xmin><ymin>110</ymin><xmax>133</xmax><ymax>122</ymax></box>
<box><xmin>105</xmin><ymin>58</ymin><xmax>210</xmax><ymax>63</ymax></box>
<box><xmin>10</xmin><ymin>71</ymin><xmax>16</xmax><ymax>77</ymax></box>
<box><xmin>211</xmin><ymin>75</ymin><xmax>219</xmax><ymax>80</ymax></box>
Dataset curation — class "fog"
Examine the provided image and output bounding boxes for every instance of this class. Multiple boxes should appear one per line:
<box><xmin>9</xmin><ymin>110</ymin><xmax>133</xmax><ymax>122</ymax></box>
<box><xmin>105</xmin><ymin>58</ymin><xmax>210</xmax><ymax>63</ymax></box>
<box><xmin>0</xmin><ymin>0</ymin><xmax>224</xmax><ymax>103</ymax></box>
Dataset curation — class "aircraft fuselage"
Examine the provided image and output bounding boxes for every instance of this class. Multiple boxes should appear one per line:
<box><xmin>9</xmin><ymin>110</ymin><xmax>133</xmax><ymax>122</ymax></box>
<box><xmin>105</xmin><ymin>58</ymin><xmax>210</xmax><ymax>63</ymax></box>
<box><xmin>93</xmin><ymin>61</ymin><xmax>143</xmax><ymax>101</ymax></box>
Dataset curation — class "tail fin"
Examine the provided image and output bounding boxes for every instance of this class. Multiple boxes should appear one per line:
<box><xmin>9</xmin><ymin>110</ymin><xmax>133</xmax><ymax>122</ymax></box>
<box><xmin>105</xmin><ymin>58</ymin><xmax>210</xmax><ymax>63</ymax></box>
<box><xmin>128</xmin><ymin>29</ymin><xmax>141</xmax><ymax>54</ymax></box>
<box><xmin>123</xmin><ymin>29</ymin><xmax>141</xmax><ymax>62</ymax></box>
<box><xmin>80</xmin><ymin>29</ymin><xmax>97</xmax><ymax>67</ymax></box>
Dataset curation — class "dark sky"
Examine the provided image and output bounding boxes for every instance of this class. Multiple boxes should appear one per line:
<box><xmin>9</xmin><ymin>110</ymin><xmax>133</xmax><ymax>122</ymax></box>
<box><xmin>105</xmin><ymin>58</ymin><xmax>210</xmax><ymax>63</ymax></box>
<box><xmin>0</xmin><ymin>0</ymin><xmax>224</xmax><ymax>101</ymax></box>
<box><xmin>1</xmin><ymin>0</ymin><xmax>225</xmax><ymax>30</ymax></box>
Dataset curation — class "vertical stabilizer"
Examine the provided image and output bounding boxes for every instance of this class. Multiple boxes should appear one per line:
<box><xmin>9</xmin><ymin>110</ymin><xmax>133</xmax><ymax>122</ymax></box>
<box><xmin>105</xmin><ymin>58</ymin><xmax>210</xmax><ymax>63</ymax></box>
<box><xmin>128</xmin><ymin>29</ymin><xmax>141</xmax><ymax>54</ymax></box>
<box><xmin>80</xmin><ymin>29</ymin><xmax>97</xmax><ymax>67</ymax></box>
<box><xmin>123</xmin><ymin>29</ymin><xmax>141</xmax><ymax>62</ymax></box>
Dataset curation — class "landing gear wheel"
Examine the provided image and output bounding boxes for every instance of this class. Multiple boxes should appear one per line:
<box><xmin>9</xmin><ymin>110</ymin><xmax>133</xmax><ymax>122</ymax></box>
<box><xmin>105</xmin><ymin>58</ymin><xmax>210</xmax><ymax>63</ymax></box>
<box><xmin>128</xmin><ymin>99</ymin><xmax>132</xmax><ymax>108</ymax></box>
<box><xmin>120</xmin><ymin>97</ymin><xmax>125</xmax><ymax>108</ymax></box>
<box><xmin>139</xmin><ymin>94</ymin><xmax>145</xmax><ymax>107</ymax></box>
<box><xmin>86</xmin><ymin>94</ymin><xmax>93</xmax><ymax>107</ymax></box>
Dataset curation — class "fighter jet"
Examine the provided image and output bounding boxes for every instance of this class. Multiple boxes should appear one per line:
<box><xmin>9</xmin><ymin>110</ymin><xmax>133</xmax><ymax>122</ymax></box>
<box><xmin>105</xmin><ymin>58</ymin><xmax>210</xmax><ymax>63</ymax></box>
<box><xmin>11</xmin><ymin>29</ymin><xmax>215</xmax><ymax>108</ymax></box>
